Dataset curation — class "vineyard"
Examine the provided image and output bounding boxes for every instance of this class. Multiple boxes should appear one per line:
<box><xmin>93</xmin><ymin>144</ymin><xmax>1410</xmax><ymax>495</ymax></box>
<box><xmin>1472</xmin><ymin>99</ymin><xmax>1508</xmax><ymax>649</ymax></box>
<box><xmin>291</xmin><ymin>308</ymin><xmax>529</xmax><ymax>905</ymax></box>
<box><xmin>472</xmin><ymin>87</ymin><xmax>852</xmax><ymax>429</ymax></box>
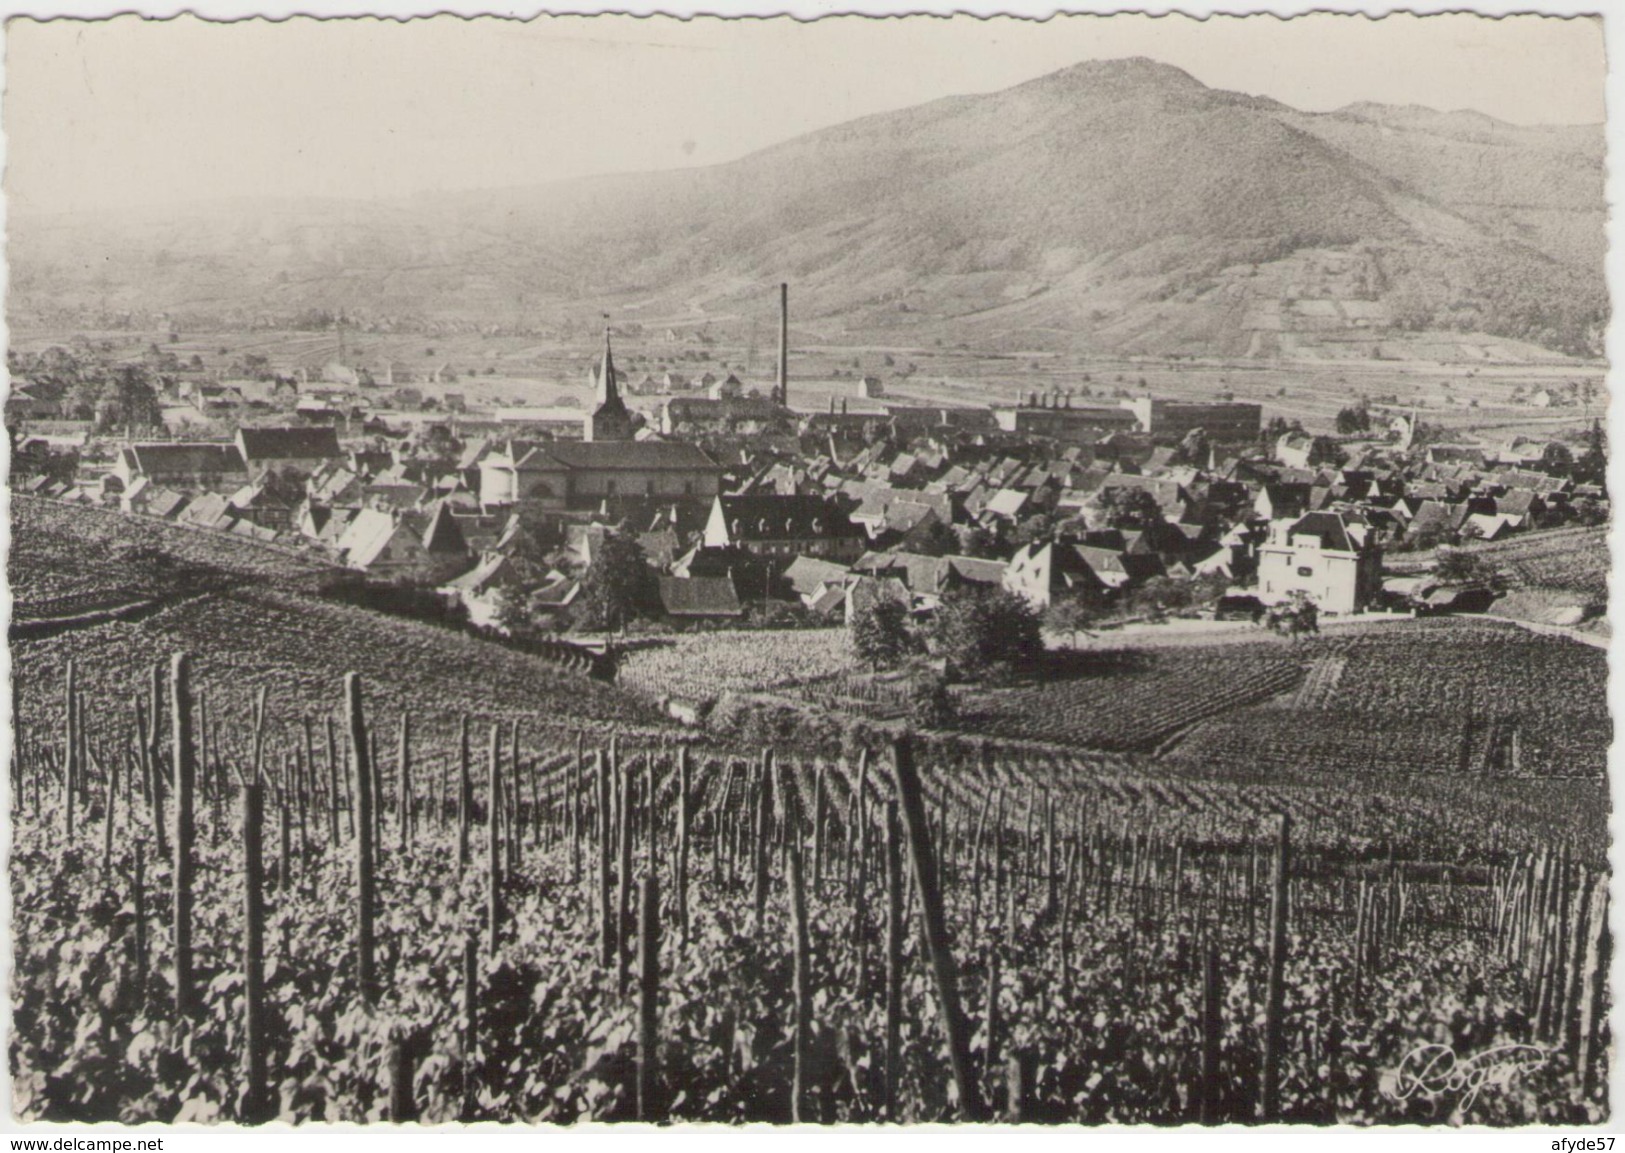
<box><xmin>11</xmin><ymin>588</ymin><xmax>668</xmax><ymax>747</ymax></box>
<box><xmin>11</xmin><ymin>496</ymin><xmax>330</xmax><ymax>618</ymax></box>
<box><xmin>1463</xmin><ymin>526</ymin><xmax>1609</xmax><ymax>599</ymax></box>
<box><xmin>954</xmin><ymin>649</ymin><xmax>1305</xmax><ymax>753</ymax></box>
<box><xmin>8</xmin><ymin>656</ymin><xmax>1611</xmax><ymax>1126</ymax></box>
<box><xmin>1167</xmin><ymin>620</ymin><xmax>1610</xmax><ymax>782</ymax></box>
<box><xmin>616</xmin><ymin>629</ymin><xmax>855</xmax><ymax>703</ymax></box>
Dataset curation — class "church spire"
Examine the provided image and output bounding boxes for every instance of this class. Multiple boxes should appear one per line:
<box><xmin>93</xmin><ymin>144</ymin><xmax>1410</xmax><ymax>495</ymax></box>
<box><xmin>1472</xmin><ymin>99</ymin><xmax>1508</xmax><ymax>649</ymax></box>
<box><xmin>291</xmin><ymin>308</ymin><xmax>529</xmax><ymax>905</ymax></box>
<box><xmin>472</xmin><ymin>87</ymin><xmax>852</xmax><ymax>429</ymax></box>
<box><xmin>597</xmin><ymin>320</ymin><xmax>618</xmax><ymax>407</ymax></box>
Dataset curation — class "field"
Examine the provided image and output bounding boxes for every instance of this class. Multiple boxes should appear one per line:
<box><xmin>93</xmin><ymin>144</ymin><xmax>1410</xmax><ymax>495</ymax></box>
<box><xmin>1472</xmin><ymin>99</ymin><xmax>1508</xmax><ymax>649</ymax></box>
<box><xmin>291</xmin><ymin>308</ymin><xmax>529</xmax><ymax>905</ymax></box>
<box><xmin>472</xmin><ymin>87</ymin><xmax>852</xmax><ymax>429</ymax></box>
<box><xmin>10</xmin><ymin>497</ymin><xmax>333</xmax><ymax>620</ymax></box>
<box><xmin>954</xmin><ymin>648</ymin><xmax>1304</xmax><ymax>753</ymax></box>
<box><xmin>9</xmin><ymin>497</ymin><xmax>1612</xmax><ymax>1125</ymax></box>
<box><xmin>1468</xmin><ymin>526</ymin><xmax>1609</xmax><ymax>600</ymax></box>
<box><xmin>8</xmin><ymin>680</ymin><xmax>1611</xmax><ymax>1125</ymax></box>
<box><xmin>11</xmin><ymin>323</ymin><xmax>1602</xmax><ymax>441</ymax></box>
<box><xmin>9</xmin><ymin>499</ymin><xmax>672</xmax><ymax>756</ymax></box>
<box><xmin>616</xmin><ymin>629</ymin><xmax>855</xmax><ymax>703</ymax></box>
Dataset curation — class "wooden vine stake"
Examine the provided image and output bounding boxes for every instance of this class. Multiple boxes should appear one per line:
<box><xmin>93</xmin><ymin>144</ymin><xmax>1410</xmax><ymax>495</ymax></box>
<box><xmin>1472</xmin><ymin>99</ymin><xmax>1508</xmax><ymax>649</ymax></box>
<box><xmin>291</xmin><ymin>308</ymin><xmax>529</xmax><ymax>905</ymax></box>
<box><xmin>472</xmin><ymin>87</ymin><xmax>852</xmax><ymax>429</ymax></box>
<box><xmin>488</xmin><ymin>725</ymin><xmax>504</xmax><ymax>959</ymax></box>
<box><xmin>321</xmin><ymin>714</ymin><xmax>341</xmax><ymax>845</ymax></box>
<box><xmin>1259</xmin><ymin>813</ymin><xmax>1291</xmax><ymax>1122</ymax></box>
<box><xmin>677</xmin><ymin>746</ymin><xmax>691</xmax><ymax>948</ymax></box>
<box><xmin>752</xmin><ymin>751</ymin><xmax>773</xmax><ymax>934</ymax></box>
<box><xmin>101</xmin><ymin>748</ymin><xmax>118</xmax><ymax>878</ymax></box>
<box><xmin>1577</xmin><ymin>873</ymin><xmax>1611</xmax><ymax>1095</ymax></box>
<box><xmin>598</xmin><ymin>751</ymin><xmax>614</xmax><ymax>967</ymax></box>
<box><xmin>240</xmin><ymin>780</ymin><xmax>271</xmax><ymax>1124</ymax></box>
<box><xmin>789</xmin><ymin>834</ymin><xmax>811</xmax><ymax>1124</ymax></box>
<box><xmin>389</xmin><ymin>1038</ymin><xmax>420</xmax><ymax>1124</ymax></box>
<box><xmin>62</xmin><ymin>660</ymin><xmax>77</xmax><ymax>839</ymax></box>
<box><xmin>397</xmin><ymin>714</ymin><xmax>412</xmax><ymax>852</ymax></box>
<box><xmin>883</xmin><ymin>799</ymin><xmax>904</xmax><ymax>1122</ymax></box>
<box><xmin>637</xmin><ymin>870</ymin><xmax>662</xmax><ymax>1121</ymax></box>
<box><xmin>133</xmin><ymin>841</ymin><xmax>148</xmax><ymax>995</ymax></box>
<box><xmin>457</xmin><ymin>717</ymin><xmax>471</xmax><ymax>869</ymax></box>
<box><xmin>462</xmin><ymin>934</ymin><xmax>479</xmax><ymax>1121</ymax></box>
<box><xmin>1199</xmin><ymin>941</ymin><xmax>1222</xmax><ymax>1125</ymax></box>
<box><xmin>890</xmin><ymin>737</ymin><xmax>988</xmax><ymax>1121</ymax></box>
<box><xmin>148</xmin><ymin>663</ymin><xmax>168</xmax><ymax>861</ymax></box>
<box><xmin>171</xmin><ymin>653</ymin><xmax>197</xmax><ymax>1019</ymax></box>
<box><xmin>616</xmin><ymin>756</ymin><xmax>633</xmax><ymax>995</ymax></box>
<box><xmin>347</xmin><ymin>673</ymin><xmax>378</xmax><ymax>1007</ymax></box>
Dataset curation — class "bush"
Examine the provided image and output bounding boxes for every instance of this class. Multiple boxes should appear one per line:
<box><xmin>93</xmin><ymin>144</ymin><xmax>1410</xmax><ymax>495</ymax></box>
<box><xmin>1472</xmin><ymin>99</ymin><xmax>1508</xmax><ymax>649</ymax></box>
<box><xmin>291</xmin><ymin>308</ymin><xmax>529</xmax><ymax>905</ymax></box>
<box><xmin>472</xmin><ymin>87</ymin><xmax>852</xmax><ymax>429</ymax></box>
<box><xmin>910</xmin><ymin>676</ymin><xmax>957</xmax><ymax>729</ymax></box>
<box><xmin>1265</xmin><ymin>591</ymin><xmax>1320</xmax><ymax>639</ymax></box>
<box><xmin>929</xmin><ymin>588</ymin><xmax>1044</xmax><ymax>682</ymax></box>
<box><xmin>850</xmin><ymin>599</ymin><xmax>915</xmax><ymax>669</ymax></box>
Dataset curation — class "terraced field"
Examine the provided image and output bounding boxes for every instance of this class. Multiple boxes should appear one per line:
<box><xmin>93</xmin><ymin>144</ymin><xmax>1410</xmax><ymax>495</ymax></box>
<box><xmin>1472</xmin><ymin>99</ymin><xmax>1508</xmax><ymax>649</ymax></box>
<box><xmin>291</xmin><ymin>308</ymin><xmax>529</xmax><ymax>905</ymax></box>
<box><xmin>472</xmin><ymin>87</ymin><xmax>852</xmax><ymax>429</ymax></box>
<box><xmin>1466</xmin><ymin>525</ymin><xmax>1608</xmax><ymax>597</ymax></box>
<box><xmin>1166</xmin><ymin>619</ymin><xmax>1609</xmax><ymax>782</ymax></box>
<box><xmin>9</xmin><ymin>495</ymin><xmax>331</xmax><ymax>617</ymax></box>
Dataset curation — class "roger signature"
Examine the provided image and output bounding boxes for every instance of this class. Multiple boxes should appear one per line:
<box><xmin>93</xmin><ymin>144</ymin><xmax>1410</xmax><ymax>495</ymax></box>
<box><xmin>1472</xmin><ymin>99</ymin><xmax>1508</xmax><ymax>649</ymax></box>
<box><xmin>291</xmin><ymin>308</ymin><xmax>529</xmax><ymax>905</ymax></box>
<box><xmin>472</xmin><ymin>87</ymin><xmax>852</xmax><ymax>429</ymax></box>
<box><xmin>1385</xmin><ymin>1043</ymin><xmax>1548</xmax><ymax>1115</ymax></box>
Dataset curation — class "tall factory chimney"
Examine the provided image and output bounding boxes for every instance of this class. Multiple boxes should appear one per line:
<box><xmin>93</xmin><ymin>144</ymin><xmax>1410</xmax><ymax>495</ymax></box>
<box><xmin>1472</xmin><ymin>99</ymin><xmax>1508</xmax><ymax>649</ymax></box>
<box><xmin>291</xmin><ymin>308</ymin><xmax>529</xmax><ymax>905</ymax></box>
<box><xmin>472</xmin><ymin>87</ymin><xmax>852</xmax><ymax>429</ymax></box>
<box><xmin>776</xmin><ymin>282</ymin><xmax>789</xmax><ymax>406</ymax></box>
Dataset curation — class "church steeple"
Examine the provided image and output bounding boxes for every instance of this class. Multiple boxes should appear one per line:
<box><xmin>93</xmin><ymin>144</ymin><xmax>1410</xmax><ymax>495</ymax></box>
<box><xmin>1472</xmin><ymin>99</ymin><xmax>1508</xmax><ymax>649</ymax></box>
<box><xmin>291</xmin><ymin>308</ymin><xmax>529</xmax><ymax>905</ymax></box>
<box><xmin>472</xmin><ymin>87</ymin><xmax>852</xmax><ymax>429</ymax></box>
<box><xmin>584</xmin><ymin>321</ymin><xmax>635</xmax><ymax>443</ymax></box>
<box><xmin>596</xmin><ymin>323</ymin><xmax>619</xmax><ymax>407</ymax></box>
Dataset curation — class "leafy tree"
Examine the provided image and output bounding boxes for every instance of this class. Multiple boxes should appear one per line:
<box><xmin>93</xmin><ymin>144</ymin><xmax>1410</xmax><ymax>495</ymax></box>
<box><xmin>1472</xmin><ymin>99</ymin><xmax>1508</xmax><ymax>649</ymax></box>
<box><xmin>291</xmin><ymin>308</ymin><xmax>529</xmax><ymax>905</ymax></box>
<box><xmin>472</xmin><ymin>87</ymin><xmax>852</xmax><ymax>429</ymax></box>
<box><xmin>1045</xmin><ymin>595</ymin><xmax>1100</xmax><ymax>647</ymax></box>
<box><xmin>850</xmin><ymin>598</ymin><xmax>914</xmax><ymax>670</ymax></box>
<box><xmin>909</xmin><ymin>676</ymin><xmax>956</xmax><ymax>729</ymax></box>
<box><xmin>1097</xmin><ymin>486</ymin><xmax>1164</xmax><ymax>530</ymax></box>
<box><xmin>913</xmin><ymin>520</ymin><xmax>960</xmax><ymax>558</ymax></box>
<box><xmin>111</xmin><ymin>365</ymin><xmax>163</xmax><ymax>431</ymax></box>
<box><xmin>1265</xmin><ymin>591</ymin><xmax>1320</xmax><ymax>639</ymax></box>
<box><xmin>571</xmin><ymin>532</ymin><xmax>655</xmax><ymax>633</ymax></box>
<box><xmin>954</xmin><ymin>523</ymin><xmax>998</xmax><ymax>559</ymax></box>
<box><xmin>929</xmin><ymin>587</ymin><xmax>1043</xmax><ymax>681</ymax></box>
<box><xmin>1435</xmin><ymin>548</ymin><xmax>1502</xmax><ymax>588</ymax></box>
<box><xmin>1307</xmin><ymin>436</ymin><xmax>1346</xmax><ymax>468</ymax></box>
<box><xmin>1575</xmin><ymin>419</ymin><xmax>1606</xmax><ymax>488</ymax></box>
<box><xmin>1128</xmin><ymin>576</ymin><xmax>1194</xmax><ymax>620</ymax></box>
<box><xmin>1010</xmin><ymin>512</ymin><xmax>1058</xmax><ymax>548</ymax></box>
<box><xmin>493</xmin><ymin>586</ymin><xmax>539</xmax><ymax>638</ymax></box>
<box><xmin>1335</xmin><ymin>406</ymin><xmax>1372</xmax><ymax>435</ymax></box>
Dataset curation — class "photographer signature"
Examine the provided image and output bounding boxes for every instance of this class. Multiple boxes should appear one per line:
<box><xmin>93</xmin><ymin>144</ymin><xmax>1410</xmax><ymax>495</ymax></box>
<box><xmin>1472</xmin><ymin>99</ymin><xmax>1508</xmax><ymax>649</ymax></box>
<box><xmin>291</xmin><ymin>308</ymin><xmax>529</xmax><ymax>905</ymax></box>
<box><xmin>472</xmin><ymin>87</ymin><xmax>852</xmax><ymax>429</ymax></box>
<box><xmin>1386</xmin><ymin>1043</ymin><xmax>1548</xmax><ymax>1114</ymax></box>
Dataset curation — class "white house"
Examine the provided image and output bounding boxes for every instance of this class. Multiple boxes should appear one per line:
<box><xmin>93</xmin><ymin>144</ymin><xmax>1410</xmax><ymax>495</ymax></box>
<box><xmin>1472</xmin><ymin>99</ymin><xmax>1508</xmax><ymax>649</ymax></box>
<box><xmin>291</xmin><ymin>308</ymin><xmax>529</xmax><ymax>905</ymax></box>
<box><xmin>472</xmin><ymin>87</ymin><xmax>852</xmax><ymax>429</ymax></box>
<box><xmin>1256</xmin><ymin>511</ymin><xmax>1382</xmax><ymax>615</ymax></box>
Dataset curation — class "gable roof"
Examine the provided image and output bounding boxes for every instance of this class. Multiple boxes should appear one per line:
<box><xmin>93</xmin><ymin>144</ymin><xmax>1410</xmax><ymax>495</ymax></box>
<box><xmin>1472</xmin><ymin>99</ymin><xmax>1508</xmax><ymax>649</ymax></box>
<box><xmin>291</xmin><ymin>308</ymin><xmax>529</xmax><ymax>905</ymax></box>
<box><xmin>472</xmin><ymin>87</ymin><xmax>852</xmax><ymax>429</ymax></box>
<box><xmin>238</xmin><ymin>426</ymin><xmax>342</xmax><ymax>462</ymax></box>
<box><xmin>177</xmin><ymin>492</ymin><xmax>234</xmax><ymax>530</ymax></box>
<box><xmin>337</xmin><ymin>508</ymin><xmax>405</xmax><ymax>568</ymax></box>
<box><xmin>422</xmin><ymin>502</ymin><xmax>470</xmax><ymax>555</ymax></box>
<box><xmin>783</xmin><ymin>555</ymin><xmax>853</xmax><ymax>598</ymax></box>
<box><xmin>147</xmin><ymin>489</ymin><xmax>189</xmax><ymax>519</ymax></box>
<box><xmin>129</xmin><ymin>443</ymin><xmax>247</xmax><ymax>477</ymax></box>
<box><xmin>1285</xmin><ymin>511</ymin><xmax>1359</xmax><ymax>553</ymax></box>
<box><xmin>443</xmin><ymin>553</ymin><xmax>516</xmax><ymax>595</ymax></box>
<box><xmin>715</xmin><ymin>494</ymin><xmax>864</xmax><ymax>541</ymax></box>
<box><xmin>658</xmin><ymin>574</ymin><xmax>744</xmax><ymax>618</ymax></box>
<box><xmin>518</xmin><ymin>441</ymin><xmax>718</xmax><ymax>473</ymax></box>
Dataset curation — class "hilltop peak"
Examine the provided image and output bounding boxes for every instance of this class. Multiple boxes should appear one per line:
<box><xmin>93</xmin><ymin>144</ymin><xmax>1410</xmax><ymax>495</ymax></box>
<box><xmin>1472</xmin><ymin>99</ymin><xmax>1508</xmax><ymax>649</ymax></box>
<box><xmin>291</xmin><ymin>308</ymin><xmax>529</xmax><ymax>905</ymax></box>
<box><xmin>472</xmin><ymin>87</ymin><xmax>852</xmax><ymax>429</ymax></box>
<box><xmin>1017</xmin><ymin>55</ymin><xmax>1207</xmax><ymax>95</ymax></box>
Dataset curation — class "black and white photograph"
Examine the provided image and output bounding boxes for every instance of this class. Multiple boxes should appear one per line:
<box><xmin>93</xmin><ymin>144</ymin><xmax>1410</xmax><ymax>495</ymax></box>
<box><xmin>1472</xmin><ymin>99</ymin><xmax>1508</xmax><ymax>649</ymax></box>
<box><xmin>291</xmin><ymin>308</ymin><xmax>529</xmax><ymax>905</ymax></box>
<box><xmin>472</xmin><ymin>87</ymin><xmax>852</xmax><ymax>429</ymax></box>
<box><xmin>2</xmin><ymin>10</ymin><xmax>1613</xmax><ymax>1129</ymax></box>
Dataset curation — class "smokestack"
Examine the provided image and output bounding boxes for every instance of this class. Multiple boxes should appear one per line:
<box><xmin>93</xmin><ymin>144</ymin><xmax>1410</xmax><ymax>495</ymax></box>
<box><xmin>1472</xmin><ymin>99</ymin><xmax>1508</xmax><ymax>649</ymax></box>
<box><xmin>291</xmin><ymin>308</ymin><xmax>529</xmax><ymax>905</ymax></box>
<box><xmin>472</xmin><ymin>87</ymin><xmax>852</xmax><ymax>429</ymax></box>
<box><xmin>777</xmin><ymin>282</ymin><xmax>789</xmax><ymax>406</ymax></box>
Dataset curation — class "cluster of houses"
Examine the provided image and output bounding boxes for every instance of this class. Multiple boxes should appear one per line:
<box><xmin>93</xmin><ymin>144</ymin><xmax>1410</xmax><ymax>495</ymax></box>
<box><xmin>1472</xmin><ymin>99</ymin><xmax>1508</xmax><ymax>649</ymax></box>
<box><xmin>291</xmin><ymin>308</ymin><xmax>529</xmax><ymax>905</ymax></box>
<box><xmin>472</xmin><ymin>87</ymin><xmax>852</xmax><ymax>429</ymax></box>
<box><xmin>15</xmin><ymin>318</ymin><xmax>1606</xmax><ymax>633</ymax></box>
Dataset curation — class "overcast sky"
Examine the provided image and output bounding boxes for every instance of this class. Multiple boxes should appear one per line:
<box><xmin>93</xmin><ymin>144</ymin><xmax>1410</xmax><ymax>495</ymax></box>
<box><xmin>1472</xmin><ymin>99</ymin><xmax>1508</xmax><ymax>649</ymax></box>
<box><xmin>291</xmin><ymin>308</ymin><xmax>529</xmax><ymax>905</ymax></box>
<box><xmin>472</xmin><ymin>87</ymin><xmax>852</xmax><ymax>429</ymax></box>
<box><xmin>3</xmin><ymin>12</ymin><xmax>1605</xmax><ymax>215</ymax></box>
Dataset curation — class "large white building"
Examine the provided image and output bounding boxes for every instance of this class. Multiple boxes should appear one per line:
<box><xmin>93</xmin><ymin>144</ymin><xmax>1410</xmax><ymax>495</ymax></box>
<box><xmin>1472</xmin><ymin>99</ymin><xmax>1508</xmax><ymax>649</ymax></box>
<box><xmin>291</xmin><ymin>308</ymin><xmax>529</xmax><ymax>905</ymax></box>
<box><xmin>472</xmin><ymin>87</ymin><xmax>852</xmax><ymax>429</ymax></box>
<box><xmin>1256</xmin><ymin>511</ymin><xmax>1382</xmax><ymax>615</ymax></box>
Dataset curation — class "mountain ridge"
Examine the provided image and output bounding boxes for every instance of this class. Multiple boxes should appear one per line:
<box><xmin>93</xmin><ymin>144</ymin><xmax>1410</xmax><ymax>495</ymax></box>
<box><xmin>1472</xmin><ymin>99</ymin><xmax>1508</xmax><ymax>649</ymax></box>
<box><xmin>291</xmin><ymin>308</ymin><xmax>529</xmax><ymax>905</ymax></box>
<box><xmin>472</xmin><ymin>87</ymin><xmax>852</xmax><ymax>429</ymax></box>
<box><xmin>9</xmin><ymin>55</ymin><xmax>1605</xmax><ymax>359</ymax></box>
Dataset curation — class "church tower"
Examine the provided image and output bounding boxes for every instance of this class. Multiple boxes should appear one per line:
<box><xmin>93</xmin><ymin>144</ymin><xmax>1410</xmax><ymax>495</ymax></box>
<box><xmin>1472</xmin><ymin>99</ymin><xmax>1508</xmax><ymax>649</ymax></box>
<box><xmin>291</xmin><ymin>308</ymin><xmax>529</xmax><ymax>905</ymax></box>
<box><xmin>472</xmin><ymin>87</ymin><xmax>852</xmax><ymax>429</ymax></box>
<box><xmin>585</xmin><ymin>324</ymin><xmax>635</xmax><ymax>442</ymax></box>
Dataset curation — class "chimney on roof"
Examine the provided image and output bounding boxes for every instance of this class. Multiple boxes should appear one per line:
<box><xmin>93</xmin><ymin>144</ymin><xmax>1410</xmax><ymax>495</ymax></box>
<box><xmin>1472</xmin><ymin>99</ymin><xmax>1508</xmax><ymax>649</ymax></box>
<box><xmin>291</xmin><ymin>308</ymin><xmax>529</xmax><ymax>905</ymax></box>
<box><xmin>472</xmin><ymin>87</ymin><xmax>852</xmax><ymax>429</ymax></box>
<box><xmin>777</xmin><ymin>283</ymin><xmax>789</xmax><ymax>407</ymax></box>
